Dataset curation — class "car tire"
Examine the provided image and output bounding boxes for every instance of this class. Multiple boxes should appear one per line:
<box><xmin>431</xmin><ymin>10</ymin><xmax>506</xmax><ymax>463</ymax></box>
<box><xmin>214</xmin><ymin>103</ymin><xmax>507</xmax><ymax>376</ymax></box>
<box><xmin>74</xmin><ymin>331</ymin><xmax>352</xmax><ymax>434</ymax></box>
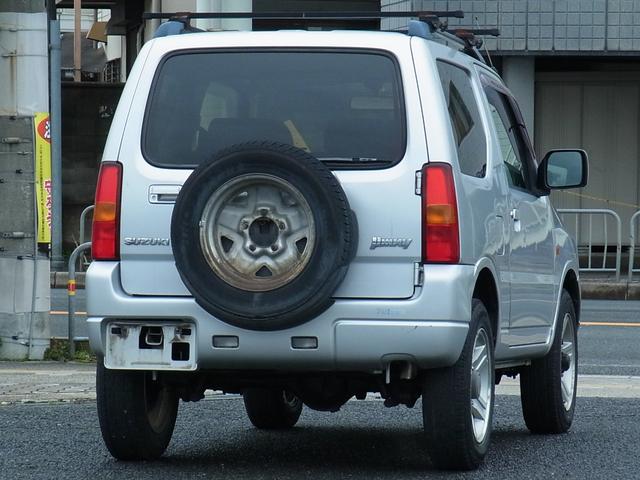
<box><xmin>243</xmin><ymin>388</ymin><xmax>303</xmax><ymax>429</ymax></box>
<box><xmin>96</xmin><ymin>360</ymin><xmax>179</xmax><ymax>460</ymax></box>
<box><xmin>422</xmin><ymin>299</ymin><xmax>495</xmax><ymax>471</ymax></box>
<box><xmin>171</xmin><ymin>141</ymin><xmax>357</xmax><ymax>331</ymax></box>
<box><xmin>520</xmin><ymin>289</ymin><xmax>578</xmax><ymax>434</ymax></box>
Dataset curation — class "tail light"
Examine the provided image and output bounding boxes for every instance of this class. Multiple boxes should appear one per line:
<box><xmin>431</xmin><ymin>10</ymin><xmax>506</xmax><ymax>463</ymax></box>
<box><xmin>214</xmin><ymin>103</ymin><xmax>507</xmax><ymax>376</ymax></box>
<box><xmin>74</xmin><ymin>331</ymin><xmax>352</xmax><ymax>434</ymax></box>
<box><xmin>421</xmin><ymin>163</ymin><xmax>459</xmax><ymax>263</ymax></box>
<box><xmin>92</xmin><ymin>162</ymin><xmax>122</xmax><ymax>260</ymax></box>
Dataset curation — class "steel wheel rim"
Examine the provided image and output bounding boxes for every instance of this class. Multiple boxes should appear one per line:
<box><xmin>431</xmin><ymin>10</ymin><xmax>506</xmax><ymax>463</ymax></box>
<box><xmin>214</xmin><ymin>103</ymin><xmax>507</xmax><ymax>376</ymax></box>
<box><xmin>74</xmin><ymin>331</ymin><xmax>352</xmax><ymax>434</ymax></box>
<box><xmin>470</xmin><ymin>327</ymin><xmax>492</xmax><ymax>444</ymax></box>
<box><xmin>560</xmin><ymin>313</ymin><xmax>576</xmax><ymax>411</ymax></box>
<box><xmin>199</xmin><ymin>173</ymin><xmax>316</xmax><ymax>291</ymax></box>
<box><xmin>144</xmin><ymin>374</ymin><xmax>173</xmax><ymax>433</ymax></box>
<box><xmin>282</xmin><ymin>390</ymin><xmax>299</xmax><ymax>408</ymax></box>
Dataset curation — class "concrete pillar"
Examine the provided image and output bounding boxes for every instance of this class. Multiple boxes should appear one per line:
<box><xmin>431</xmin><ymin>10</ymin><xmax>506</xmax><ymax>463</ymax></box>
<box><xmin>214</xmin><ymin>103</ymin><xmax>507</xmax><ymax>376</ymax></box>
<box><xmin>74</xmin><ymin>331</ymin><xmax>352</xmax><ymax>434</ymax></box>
<box><xmin>501</xmin><ymin>56</ymin><xmax>535</xmax><ymax>139</ymax></box>
<box><xmin>195</xmin><ymin>0</ymin><xmax>219</xmax><ymax>31</ymax></box>
<box><xmin>144</xmin><ymin>0</ymin><xmax>162</xmax><ymax>42</ymax></box>
<box><xmin>0</xmin><ymin>258</ymin><xmax>50</xmax><ymax>360</ymax></box>
<box><xmin>221</xmin><ymin>0</ymin><xmax>251</xmax><ymax>31</ymax></box>
<box><xmin>196</xmin><ymin>0</ymin><xmax>251</xmax><ymax>31</ymax></box>
<box><xmin>0</xmin><ymin>4</ymin><xmax>51</xmax><ymax>359</ymax></box>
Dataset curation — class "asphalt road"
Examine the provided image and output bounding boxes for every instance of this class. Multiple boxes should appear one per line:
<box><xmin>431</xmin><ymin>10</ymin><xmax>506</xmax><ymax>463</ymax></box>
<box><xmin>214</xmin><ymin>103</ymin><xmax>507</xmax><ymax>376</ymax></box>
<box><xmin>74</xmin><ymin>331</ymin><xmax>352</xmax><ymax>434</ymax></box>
<box><xmin>1</xmin><ymin>394</ymin><xmax>638</xmax><ymax>480</ymax></box>
<box><xmin>49</xmin><ymin>291</ymin><xmax>640</xmax><ymax>376</ymax></box>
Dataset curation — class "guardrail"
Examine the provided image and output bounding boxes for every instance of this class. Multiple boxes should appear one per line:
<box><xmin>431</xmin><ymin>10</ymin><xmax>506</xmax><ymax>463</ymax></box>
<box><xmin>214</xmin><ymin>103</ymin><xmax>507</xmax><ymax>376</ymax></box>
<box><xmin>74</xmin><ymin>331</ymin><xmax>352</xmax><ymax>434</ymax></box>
<box><xmin>557</xmin><ymin>208</ymin><xmax>621</xmax><ymax>282</ymax></box>
<box><xmin>628</xmin><ymin>211</ymin><xmax>640</xmax><ymax>281</ymax></box>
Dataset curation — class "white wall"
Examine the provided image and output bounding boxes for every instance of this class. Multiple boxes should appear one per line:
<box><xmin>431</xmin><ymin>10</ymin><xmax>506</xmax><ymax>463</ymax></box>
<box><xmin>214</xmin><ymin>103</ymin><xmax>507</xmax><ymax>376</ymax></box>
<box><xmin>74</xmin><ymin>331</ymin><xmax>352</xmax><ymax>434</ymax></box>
<box><xmin>57</xmin><ymin>8</ymin><xmax>96</xmax><ymax>32</ymax></box>
<box><xmin>501</xmin><ymin>56</ymin><xmax>535</xmax><ymax>137</ymax></box>
<box><xmin>195</xmin><ymin>0</ymin><xmax>251</xmax><ymax>31</ymax></box>
<box><xmin>0</xmin><ymin>12</ymin><xmax>48</xmax><ymax>115</ymax></box>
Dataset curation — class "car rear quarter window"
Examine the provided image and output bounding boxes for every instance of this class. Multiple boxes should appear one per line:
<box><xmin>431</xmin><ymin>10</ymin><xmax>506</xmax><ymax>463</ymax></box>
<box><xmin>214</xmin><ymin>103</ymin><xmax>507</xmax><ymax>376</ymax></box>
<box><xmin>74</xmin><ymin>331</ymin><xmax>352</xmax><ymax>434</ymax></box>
<box><xmin>143</xmin><ymin>50</ymin><xmax>406</xmax><ymax>168</ymax></box>
<box><xmin>436</xmin><ymin>60</ymin><xmax>487</xmax><ymax>178</ymax></box>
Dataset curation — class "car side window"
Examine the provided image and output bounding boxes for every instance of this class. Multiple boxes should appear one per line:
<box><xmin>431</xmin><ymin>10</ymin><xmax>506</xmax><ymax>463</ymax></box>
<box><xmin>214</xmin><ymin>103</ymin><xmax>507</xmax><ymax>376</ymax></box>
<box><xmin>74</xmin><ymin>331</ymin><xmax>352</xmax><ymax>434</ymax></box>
<box><xmin>484</xmin><ymin>87</ymin><xmax>531</xmax><ymax>191</ymax></box>
<box><xmin>436</xmin><ymin>60</ymin><xmax>487</xmax><ymax>178</ymax></box>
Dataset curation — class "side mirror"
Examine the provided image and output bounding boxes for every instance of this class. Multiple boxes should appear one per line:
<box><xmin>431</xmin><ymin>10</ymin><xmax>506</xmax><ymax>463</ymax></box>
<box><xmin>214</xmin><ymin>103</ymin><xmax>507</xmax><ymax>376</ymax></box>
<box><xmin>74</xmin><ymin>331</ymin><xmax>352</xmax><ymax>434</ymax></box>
<box><xmin>538</xmin><ymin>149</ymin><xmax>588</xmax><ymax>191</ymax></box>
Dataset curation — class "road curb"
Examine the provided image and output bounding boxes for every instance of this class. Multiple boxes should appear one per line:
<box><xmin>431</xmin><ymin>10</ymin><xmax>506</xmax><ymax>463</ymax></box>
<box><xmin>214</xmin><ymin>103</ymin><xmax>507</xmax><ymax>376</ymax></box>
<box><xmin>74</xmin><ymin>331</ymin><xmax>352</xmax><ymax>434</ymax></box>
<box><xmin>581</xmin><ymin>281</ymin><xmax>640</xmax><ymax>300</ymax></box>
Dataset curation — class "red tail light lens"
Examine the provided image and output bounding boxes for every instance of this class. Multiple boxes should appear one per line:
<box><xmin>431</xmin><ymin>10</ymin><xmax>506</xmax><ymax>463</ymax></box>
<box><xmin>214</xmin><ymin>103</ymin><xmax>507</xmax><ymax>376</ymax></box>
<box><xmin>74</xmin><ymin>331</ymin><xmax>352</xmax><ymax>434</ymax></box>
<box><xmin>92</xmin><ymin>162</ymin><xmax>122</xmax><ymax>260</ymax></box>
<box><xmin>421</xmin><ymin>163</ymin><xmax>459</xmax><ymax>263</ymax></box>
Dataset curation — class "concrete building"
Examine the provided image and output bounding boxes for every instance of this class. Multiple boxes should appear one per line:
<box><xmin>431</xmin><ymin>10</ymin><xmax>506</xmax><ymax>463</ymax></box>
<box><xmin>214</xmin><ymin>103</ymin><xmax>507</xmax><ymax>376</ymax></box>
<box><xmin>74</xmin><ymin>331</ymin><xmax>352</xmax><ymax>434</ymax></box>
<box><xmin>386</xmin><ymin>0</ymin><xmax>640</xmax><ymax>251</ymax></box>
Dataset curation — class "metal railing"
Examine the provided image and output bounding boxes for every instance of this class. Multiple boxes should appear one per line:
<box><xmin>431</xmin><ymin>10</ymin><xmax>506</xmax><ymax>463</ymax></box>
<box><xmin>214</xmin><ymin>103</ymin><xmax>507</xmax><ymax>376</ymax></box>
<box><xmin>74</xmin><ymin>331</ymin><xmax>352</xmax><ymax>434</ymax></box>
<box><xmin>68</xmin><ymin>242</ymin><xmax>91</xmax><ymax>356</ymax></box>
<box><xmin>628</xmin><ymin>211</ymin><xmax>640</xmax><ymax>281</ymax></box>
<box><xmin>557</xmin><ymin>209</ymin><xmax>622</xmax><ymax>282</ymax></box>
<box><xmin>79</xmin><ymin>204</ymin><xmax>94</xmax><ymax>244</ymax></box>
<box><xmin>78</xmin><ymin>205</ymin><xmax>94</xmax><ymax>271</ymax></box>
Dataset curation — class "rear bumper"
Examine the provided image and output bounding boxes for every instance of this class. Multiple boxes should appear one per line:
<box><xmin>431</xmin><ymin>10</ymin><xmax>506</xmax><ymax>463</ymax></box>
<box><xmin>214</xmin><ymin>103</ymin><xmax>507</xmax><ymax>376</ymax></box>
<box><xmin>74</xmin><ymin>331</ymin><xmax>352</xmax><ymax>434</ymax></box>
<box><xmin>86</xmin><ymin>262</ymin><xmax>474</xmax><ymax>372</ymax></box>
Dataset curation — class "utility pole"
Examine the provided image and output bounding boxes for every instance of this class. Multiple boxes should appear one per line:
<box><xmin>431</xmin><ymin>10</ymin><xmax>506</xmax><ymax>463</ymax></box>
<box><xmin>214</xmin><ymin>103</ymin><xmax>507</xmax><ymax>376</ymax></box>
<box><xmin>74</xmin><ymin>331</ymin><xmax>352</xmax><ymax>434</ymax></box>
<box><xmin>0</xmin><ymin>0</ymin><xmax>51</xmax><ymax>359</ymax></box>
<box><xmin>73</xmin><ymin>0</ymin><xmax>81</xmax><ymax>82</ymax></box>
<box><xmin>49</xmin><ymin>0</ymin><xmax>64</xmax><ymax>271</ymax></box>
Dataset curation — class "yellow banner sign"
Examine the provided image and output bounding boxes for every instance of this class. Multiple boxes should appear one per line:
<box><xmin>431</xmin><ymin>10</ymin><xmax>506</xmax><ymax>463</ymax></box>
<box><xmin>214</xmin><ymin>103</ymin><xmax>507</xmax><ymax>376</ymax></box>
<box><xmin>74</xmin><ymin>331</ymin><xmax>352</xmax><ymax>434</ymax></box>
<box><xmin>34</xmin><ymin>112</ymin><xmax>52</xmax><ymax>244</ymax></box>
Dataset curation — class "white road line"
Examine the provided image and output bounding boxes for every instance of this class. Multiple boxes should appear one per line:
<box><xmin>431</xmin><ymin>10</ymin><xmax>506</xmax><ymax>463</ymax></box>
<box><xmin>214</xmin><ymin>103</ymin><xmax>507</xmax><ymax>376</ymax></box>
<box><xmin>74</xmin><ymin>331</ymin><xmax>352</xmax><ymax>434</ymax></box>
<box><xmin>497</xmin><ymin>374</ymin><xmax>640</xmax><ymax>398</ymax></box>
<box><xmin>581</xmin><ymin>363</ymin><xmax>640</xmax><ymax>368</ymax></box>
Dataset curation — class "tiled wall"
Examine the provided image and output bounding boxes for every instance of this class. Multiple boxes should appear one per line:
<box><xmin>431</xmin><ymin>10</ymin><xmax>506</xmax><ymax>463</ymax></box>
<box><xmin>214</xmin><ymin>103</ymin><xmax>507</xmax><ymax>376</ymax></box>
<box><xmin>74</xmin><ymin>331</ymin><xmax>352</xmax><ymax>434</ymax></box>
<box><xmin>400</xmin><ymin>0</ymin><xmax>640</xmax><ymax>52</ymax></box>
<box><xmin>382</xmin><ymin>0</ymin><xmax>412</xmax><ymax>30</ymax></box>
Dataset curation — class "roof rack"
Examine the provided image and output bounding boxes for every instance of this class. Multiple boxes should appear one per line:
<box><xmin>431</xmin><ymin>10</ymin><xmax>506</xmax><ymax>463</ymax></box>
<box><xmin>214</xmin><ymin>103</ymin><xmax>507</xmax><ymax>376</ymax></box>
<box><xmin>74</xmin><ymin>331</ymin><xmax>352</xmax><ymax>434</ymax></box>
<box><xmin>142</xmin><ymin>11</ymin><xmax>465</xmax><ymax>21</ymax></box>
<box><xmin>408</xmin><ymin>15</ymin><xmax>500</xmax><ymax>63</ymax></box>
<box><xmin>144</xmin><ymin>11</ymin><xmax>500</xmax><ymax>64</ymax></box>
<box><xmin>153</xmin><ymin>14</ymin><xmax>204</xmax><ymax>38</ymax></box>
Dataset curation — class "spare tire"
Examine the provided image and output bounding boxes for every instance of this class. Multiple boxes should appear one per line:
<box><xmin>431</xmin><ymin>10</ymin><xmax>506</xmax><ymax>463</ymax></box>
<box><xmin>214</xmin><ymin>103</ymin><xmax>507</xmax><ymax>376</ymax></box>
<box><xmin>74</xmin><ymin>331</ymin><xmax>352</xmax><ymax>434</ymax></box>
<box><xmin>171</xmin><ymin>141</ymin><xmax>356</xmax><ymax>331</ymax></box>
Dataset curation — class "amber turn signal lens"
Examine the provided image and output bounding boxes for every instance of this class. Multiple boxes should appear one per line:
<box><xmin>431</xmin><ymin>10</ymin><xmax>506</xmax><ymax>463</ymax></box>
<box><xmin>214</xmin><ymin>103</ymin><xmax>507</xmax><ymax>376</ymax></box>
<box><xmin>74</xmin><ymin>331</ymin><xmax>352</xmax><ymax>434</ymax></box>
<box><xmin>425</xmin><ymin>204</ymin><xmax>457</xmax><ymax>225</ymax></box>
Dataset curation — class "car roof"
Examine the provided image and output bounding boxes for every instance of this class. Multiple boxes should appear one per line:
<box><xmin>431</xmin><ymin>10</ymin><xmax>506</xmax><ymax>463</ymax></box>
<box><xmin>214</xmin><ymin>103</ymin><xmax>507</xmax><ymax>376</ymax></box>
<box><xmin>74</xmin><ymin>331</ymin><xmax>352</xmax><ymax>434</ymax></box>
<box><xmin>148</xmin><ymin>29</ymin><xmax>428</xmax><ymax>54</ymax></box>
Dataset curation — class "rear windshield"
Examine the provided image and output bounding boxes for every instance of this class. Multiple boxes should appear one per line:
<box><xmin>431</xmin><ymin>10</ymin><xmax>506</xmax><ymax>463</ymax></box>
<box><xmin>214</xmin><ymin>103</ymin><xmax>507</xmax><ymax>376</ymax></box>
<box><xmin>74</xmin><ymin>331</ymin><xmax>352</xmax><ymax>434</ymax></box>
<box><xmin>143</xmin><ymin>50</ymin><xmax>406</xmax><ymax>168</ymax></box>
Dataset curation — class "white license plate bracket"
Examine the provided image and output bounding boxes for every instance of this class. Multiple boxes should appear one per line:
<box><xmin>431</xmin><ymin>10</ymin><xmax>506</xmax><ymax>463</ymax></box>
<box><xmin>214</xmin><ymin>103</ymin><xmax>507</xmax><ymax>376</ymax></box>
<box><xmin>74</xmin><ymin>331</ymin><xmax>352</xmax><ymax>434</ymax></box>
<box><xmin>104</xmin><ymin>322</ymin><xmax>197</xmax><ymax>370</ymax></box>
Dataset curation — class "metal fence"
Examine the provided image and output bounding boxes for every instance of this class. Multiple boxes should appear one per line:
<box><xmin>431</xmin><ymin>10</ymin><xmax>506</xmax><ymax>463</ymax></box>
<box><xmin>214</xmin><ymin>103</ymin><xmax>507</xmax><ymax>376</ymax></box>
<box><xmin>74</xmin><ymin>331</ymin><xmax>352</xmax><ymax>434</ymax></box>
<box><xmin>628</xmin><ymin>211</ymin><xmax>640</xmax><ymax>281</ymax></box>
<box><xmin>557</xmin><ymin>208</ymin><xmax>622</xmax><ymax>281</ymax></box>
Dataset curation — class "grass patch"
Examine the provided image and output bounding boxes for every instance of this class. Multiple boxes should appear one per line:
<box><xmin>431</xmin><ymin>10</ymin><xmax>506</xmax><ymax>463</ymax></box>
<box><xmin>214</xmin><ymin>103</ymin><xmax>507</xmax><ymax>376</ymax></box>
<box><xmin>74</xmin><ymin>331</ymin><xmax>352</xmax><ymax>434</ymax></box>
<box><xmin>43</xmin><ymin>338</ymin><xmax>96</xmax><ymax>363</ymax></box>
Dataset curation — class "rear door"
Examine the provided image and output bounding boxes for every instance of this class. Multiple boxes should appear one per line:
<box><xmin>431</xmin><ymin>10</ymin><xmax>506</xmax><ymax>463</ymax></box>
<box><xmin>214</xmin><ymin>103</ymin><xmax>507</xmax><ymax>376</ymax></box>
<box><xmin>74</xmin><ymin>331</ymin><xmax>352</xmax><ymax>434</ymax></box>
<box><xmin>118</xmin><ymin>44</ymin><xmax>424</xmax><ymax>299</ymax></box>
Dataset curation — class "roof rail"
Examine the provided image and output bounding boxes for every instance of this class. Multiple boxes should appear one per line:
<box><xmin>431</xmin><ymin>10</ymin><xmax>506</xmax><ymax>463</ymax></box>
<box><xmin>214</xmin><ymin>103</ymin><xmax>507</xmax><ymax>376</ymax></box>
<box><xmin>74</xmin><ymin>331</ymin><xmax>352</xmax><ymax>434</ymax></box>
<box><xmin>443</xmin><ymin>28</ymin><xmax>500</xmax><ymax>63</ymax></box>
<box><xmin>145</xmin><ymin>10</ymin><xmax>499</xmax><ymax>64</ymax></box>
<box><xmin>142</xmin><ymin>11</ymin><xmax>465</xmax><ymax>21</ymax></box>
<box><xmin>407</xmin><ymin>17</ymin><xmax>500</xmax><ymax>64</ymax></box>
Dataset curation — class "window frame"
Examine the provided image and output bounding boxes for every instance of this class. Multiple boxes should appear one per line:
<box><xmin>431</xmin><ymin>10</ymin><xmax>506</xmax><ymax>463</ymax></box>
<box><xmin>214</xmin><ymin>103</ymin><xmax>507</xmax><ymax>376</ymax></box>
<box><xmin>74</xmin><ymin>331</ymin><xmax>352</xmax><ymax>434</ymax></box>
<box><xmin>436</xmin><ymin>59</ymin><xmax>489</xmax><ymax>179</ymax></box>
<box><xmin>481</xmin><ymin>75</ymin><xmax>541</xmax><ymax>196</ymax></box>
<box><xmin>140</xmin><ymin>47</ymin><xmax>408</xmax><ymax>170</ymax></box>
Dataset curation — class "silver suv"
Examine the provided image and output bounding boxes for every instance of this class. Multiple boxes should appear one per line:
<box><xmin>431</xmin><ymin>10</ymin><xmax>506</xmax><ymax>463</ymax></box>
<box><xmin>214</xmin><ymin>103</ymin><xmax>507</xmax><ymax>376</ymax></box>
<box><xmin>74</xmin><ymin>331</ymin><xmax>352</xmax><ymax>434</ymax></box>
<box><xmin>88</xmin><ymin>12</ymin><xmax>588</xmax><ymax>470</ymax></box>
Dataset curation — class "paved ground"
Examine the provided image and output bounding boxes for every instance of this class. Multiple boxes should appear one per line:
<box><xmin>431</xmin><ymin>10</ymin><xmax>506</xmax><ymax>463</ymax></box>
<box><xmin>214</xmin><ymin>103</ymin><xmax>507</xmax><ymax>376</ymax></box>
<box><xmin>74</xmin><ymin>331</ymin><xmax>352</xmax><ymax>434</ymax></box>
<box><xmin>0</xmin><ymin>362</ymin><xmax>95</xmax><ymax>404</ymax></box>
<box><xmin>1</xmin><ymin>395</ymin><xmax>638</xmax><ymax>480</ymax></box>
<box><xmin>1</xmin><ymin>360</ymin><xmax>639</xmax><ymax>405</ymax></box>
<box><xmin>0</xmin><ymin>362</ymin><xmax>640</xmax><ymax>406</ymax></box>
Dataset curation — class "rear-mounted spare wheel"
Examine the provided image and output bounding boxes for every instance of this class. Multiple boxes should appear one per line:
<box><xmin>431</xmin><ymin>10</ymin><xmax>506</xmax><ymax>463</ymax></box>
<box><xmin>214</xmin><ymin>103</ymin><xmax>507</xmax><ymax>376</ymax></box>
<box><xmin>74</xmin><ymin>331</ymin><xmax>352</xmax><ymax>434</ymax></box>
<box><xmin>171</xmin><ymin>141</ymin><xmax>357</xmax><ymax>331</ymax></box>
